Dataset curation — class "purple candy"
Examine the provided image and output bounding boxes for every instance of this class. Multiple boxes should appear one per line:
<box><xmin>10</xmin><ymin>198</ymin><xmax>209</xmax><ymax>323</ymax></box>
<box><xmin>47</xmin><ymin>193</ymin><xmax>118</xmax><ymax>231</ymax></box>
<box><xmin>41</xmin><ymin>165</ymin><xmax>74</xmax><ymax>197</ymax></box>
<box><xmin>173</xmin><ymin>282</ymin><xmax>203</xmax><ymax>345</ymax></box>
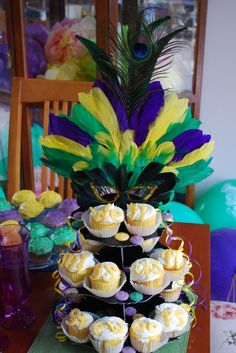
<box><xmin>130</xmin><ymin>236</ymin><xmax>144</xmax><ymax>245</ymax></box>
<box><xmin>125</xmin><ymin>306</ymin><xmax>137</xmax><ymax>317</ymax></box>
<box><xmin>122</xmin><ymin>347</ymin><xmax>136</xmax><ymax>353</ymax></box>
<box><xmin>115</xmin><ymin>291</ymin><xmax>129</xmax><ymax>301</ymax></box>
<box><xmin>123</xmin><ymin>266</ymin><xmax>130</xmax><ymax>273</ymax></box>
<box><xmin>58</xmin><ymin>198</ymin><xmax>79</xmax><ymax>216</ymax></box>
<box><xmin>42</xmin><ymin>210</ymin><xmax>67</xmax><ymax>228</ymax></box>
<box><xmin>0</xmin><ymin>210</ymin><xmax>23</xmax><ymax>223</ymax></box>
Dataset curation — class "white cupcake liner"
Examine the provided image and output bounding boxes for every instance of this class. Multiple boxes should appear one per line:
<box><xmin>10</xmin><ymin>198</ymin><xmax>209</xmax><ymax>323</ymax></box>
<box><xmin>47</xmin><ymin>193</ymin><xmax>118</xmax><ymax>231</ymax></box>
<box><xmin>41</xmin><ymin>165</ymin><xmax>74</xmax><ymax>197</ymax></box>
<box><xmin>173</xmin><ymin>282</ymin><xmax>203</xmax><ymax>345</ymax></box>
<box><xmin>58</xmin><ymin>266</ymin><xmax>85</xmax><ymax>288</ymax></box>
<box><xmin>61</xmin><ymin>311</ymin><xmax>95</xmax><ymax>344</ymax></box>
<box><xmin>82</xmin><ymin>211</ymin><xmax>121</xmax><ymax>238</ymax></box>
<box><xmin>141</xmin><ymin>236</ymin><xmax>160</xmax><ymax>253</ymax></box>
<box><xmin>163</xmin><ymin>259</ymin><xmax>190</xmax><ymax>282</ymax></box>
<box><xmin>130</xmin><ymin>332</ymin><xmax>169</xmax><ymax>353</ymax></box>
<box><xmin>90</xmin><ymin>335</ymin><xmax>128</xmax><ymax>353</ymax></box>
<box><xmin>160</xmin><ymin>287</ymin><xmax>182</xmax><ymax>302</ymax></box>
<box><xmin>124</xmin><ymin>210</ymin><xmax>162</xmax><ymax>237</ymax></box>
<box><xmin>149</xmin><ymin>254</ymin><xmax>190</xmax><ymax>282</ymax></box>
<box><xmin>130</xmin><ymin>272</ymin><xmax>171</xmax><ymax>296</ymax></box>
<box><xmin>85</xmin><ymin>239</ymin><xmax>104</xmax><ymax>253</ymax></box>
<box><xmin>83</xmin><ymin>271</ymin><xmax>127</xmax><ymax>298</ymax></box>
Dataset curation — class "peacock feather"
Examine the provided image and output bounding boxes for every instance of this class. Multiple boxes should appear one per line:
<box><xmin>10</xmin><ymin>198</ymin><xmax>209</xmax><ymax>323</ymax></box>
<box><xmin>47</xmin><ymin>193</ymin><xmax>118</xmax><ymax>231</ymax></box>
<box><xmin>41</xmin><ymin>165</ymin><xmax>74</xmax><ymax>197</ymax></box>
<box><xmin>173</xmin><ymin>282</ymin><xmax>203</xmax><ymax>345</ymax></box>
<box><xmin>40</xmin><ymin>12</ymin><xmax>214</xmax><ymax>209</ymax></box>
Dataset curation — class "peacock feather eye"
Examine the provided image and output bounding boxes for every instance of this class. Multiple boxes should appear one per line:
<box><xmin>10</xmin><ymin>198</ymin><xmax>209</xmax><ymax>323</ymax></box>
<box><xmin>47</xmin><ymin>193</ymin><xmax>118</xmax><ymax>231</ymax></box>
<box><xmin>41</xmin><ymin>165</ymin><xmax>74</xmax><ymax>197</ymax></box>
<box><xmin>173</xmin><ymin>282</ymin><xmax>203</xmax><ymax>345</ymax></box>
<box><xmin>132</xmin><ymin>42</ymin><xmax>150</xmax><ymax>59</ymax></box>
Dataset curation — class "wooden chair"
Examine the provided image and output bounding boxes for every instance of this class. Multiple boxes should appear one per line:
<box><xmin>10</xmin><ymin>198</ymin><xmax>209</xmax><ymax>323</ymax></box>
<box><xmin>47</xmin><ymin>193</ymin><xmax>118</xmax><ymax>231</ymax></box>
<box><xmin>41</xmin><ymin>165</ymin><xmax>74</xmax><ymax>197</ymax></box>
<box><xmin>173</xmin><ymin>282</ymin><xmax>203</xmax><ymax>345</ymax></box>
<box><xmin>7</xmin><ymin>77</ymin><xmax>93</xmax><ymax>200</ymax></box>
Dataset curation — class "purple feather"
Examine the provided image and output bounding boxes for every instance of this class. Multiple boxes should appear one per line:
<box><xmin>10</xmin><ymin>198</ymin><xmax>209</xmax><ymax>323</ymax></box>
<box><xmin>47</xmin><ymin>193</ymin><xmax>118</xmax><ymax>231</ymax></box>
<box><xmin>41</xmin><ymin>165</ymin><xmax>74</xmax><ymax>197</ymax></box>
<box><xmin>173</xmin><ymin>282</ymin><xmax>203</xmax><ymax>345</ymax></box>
<box><xmin>173</xmin><ymin>129</ymin><xmax>211</xmax><ymax>162</ymax></box>
<box><xmin>49</xmin><ymin>112</ymin><xmax>93</xmax><ymax>146</ymax></box>
<box><xmin>94</xmin><ymin>80</ymin><xmax>128</xmax><ymax>131</ymax></box>
<box><xmin>129</xmin><ymin>81</ymin><xmax>164</xmax><ymax>146</ymax></box>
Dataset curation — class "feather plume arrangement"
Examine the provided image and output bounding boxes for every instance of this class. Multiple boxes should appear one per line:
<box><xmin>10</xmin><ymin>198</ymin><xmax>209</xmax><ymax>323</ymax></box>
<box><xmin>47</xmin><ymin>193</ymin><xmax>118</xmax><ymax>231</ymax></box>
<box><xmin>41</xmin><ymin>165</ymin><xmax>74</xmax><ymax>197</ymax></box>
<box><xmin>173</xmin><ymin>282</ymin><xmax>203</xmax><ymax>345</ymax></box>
<box><xmin>41</xmin><ymin>14</ymin><xmax>214</xmax><ymax>210</ymax></box>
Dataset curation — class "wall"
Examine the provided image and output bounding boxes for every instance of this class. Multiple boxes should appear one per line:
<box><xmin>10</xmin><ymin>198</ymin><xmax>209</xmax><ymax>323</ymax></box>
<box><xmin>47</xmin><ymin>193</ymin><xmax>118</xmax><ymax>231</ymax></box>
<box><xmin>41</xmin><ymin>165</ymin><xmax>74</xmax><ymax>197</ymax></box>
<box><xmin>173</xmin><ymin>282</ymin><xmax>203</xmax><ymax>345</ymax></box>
<box><xmin>196</xmin><ymin>0</ymin><xmax>236</xmax><ymax>198</ymax></box>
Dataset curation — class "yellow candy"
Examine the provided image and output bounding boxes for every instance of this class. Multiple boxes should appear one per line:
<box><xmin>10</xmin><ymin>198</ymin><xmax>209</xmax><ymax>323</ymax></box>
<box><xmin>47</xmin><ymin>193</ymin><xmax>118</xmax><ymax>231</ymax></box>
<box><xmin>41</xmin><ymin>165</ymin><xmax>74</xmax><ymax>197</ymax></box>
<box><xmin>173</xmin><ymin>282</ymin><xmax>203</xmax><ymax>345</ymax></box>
<box><xmin>133</xmin><ymin>313</ymin><xmax>144</xmax><ymax>320</ymax></box>
<box><xmin>115</xmin><ymin>232</ymin><xmax>129</xmax><ymax>242</ymax></box>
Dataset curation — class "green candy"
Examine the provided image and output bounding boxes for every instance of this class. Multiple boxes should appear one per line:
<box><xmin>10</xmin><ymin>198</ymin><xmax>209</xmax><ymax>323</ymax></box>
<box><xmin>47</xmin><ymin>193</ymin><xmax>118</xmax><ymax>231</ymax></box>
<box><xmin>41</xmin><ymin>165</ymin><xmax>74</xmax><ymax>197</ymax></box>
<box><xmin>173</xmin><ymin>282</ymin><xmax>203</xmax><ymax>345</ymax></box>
<box><xmin>0</xmin><ymin>198</ymin><xmax>12</xmax><ymax>211</ymax></box>
<box><xmin>129</xmin><ymin>291</ymin><xmax>144</xmax><ymax>302</ymax></box>
<box><xmin>52</xmin><ymin>226</ymin><xmax>76</xmax><ymax>246</ymax></box>
<box><xmin>26</xmin><ymin>222</ymin><xmax>49</xmax><ymax>238</ymax></box>
<box><xmin>29</xmin><ymin>237</ymin><xmax>53</xmax><ymax>255</ymax></box>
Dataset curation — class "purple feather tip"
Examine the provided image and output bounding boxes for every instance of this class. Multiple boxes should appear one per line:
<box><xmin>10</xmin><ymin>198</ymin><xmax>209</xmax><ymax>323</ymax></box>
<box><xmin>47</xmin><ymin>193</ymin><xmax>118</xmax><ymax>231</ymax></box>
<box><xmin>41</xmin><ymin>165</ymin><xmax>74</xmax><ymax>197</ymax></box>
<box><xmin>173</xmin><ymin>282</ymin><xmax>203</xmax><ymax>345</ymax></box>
<box><xmin>173</xmin><ymin>129</ymin><xmax>211</xmax><ymax>162</ymax></box>
<box><xmin>129</xmin><ymin>81</ymin><xmax>164</xmax><ymax>146</ymax></box>
<box><xmin>48</xmin><ymin>112</ymin><xmax>93</xmax><ymax>146</ymax></box>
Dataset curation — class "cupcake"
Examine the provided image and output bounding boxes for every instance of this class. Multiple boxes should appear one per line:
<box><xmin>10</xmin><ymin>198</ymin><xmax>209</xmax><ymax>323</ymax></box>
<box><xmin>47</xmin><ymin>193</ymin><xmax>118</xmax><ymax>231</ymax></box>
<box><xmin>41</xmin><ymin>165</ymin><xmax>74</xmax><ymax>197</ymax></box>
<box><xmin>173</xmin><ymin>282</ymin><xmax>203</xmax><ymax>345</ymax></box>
<box><xmin>42</xmin><ymin>210</ymin><xmax>67</xmax><ymax>228</ymax></box>
<box><xmin>58</xmin><ymin>251</ymin><xmax>95</xmax><ymax>287</ymax></box>
<box><xmin>0</xmin><ymin>198</ymin><xmax>12</xmax><ymax>211</ymax></box>
<box><xmin>87</xmin><ymin>203</ymin><xmax>124</xmax><ymax>238</ymax></box>
<box><xmin>151</xmin><ymin>248</ymin><xmax>186</xmax><ymax>278</ymax></box>
<box><xmin>89</xmin><ymin>262</ymin><xmax>121</xmax><ymax>293</ymax></box>
<box><xmin>89</xmin><ymin>316</ymin><xmax>128</xmax><ymax>353</ymax></box>
<box><xmin>160</xmin><ymin>278</ymin><xmax>184</xmax><ymax>302</ymax></box>
<box><xmin>12</xmin><ymin>189</ymin><xmax>36</xmax><ymax>207</ymax></box>
<box><xmin>26</xmin><ymin>222</ymin><xmax>49</xmax><ymax>238</ymax></box>
<box><xmin>62</xmin><ymin>308</ymin><xmax>94</xmax><ymax>343</ymax></box>
<box><xmin>130</xmin><ymin>317</ymin><xmax>163</xmax><ymax>353</ymax></box>
<box><xmin>58</xmin><ymin>198</ymin><xmax>78</xmax><ymax>216</ymax></box>
<box><xmin>18</xmin><ymin>200</ymin><xmax>44</xmax><ymax>219</ymax></box>
<box><xmin>125</xmin><ymin>203</ymin><xmax>162</xmax><ymax>236</ymax></box>
<box><xmin>130</xmin><ymin>258</ymin><xmax>165</xmax><ymax>295</ymax></box>
<box><xmin>154</xmin><ymin>303</ymin><xmax>189</xmax><ymax>337</ymax></box>
<box><xmin>52</xmin><ymin>226</ymin><xmax>76</xmax><ymax>246</ymax></box>
<box><xmin>38</xmin><ymin>190</ymin><xmax>62</xmax><ymax>208</ymax></box>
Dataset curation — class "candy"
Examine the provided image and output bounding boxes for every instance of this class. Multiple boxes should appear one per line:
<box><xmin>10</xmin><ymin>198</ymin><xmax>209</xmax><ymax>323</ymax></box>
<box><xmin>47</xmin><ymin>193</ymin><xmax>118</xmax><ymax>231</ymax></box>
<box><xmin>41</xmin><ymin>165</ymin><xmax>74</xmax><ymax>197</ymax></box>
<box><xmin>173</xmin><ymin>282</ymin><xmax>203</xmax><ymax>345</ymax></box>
<box><xmin>129</xmin><ymin>292</ymin><xmax>143</xmax><ymax>302</ymax></box>
<box><xmin>115</xmin><ymin>291</ymin><xmax>129</xmax><ymax>301</ymax></box>
<box><xmin>122</xmin><ymin>347</ymin><xmax>136</xmax><ymax>353</ymax></box>
<box><xmin>130</xmin><ymin>236</ymin><xmax>144</xmax><ymax>245</ymax></box>
<box><xmin>115</xmin><ymin>232</ymin><xmax>129</xmax><ymax>242</ymax></box>
<box><xmin>125</xmin><ymin>306</ymin><xmax>137</xmax><ymax>316</ymax></box>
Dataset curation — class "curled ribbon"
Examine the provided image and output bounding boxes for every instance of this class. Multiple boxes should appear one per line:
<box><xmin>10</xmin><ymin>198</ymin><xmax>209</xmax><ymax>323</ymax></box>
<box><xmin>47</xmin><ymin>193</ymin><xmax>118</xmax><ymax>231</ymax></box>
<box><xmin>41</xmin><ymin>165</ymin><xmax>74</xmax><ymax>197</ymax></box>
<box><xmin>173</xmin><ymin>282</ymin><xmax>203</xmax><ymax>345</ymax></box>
<box><xmin>52</xmin><ymin>270</ymin><xmax>65</xmax><ymax>298</ymax></box>
<box><xmin>55</xmin><ymin>325</ymin><xmax>67</xmax><ymax>343</ymax></box>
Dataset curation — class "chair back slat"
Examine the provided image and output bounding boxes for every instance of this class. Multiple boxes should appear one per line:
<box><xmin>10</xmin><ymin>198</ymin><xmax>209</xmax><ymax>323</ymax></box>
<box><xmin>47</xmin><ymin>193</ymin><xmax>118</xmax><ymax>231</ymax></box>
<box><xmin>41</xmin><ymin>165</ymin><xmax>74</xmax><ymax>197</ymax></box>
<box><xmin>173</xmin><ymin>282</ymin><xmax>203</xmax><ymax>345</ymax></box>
<box><xmin>7</xmin><ymin>77</ymin><xmax>93</xmax><ymax>201</ymax></box>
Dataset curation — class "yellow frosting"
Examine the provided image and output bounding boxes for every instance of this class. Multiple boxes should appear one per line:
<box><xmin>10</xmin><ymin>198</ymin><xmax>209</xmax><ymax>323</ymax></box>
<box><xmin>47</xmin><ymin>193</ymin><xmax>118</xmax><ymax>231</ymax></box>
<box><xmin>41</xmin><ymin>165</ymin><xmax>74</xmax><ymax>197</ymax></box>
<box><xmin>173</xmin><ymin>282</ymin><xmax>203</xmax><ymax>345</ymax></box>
<box><xmin>12</xmin><ymin>189</ymin><xmax>36</xmax><ymax>207</ymax></box>
<box><xmin>115</xmin><ymin>232</ymin><xmax>129</xmax><ymax>241</ymax></box>
<box><xmin>162</xmin><ymin>307</ymin><xmax>187</xmax><ymax>329</ymax></box>
<box><xmin>18</xmin><ymin>200</ymin><xmax>44</xmax><ymax>219</ymax></box>
<box><xmin>65</xmin><ymin>309</ymin><xmax>92</xmax><ymax>329</ymax></box>
<box><xmin>160</xmin><ymin>249</ymin><xmax>184</xmax><ymax>269</ymax></box>
<box><xmin>59</xmin><ymin>251</ymin><xmax>94</xmax><ymax>272</ymax></box>
<box><xmin>89</xmin><ymin>204</ymin><xmax>124</xmax><ymax>223</ymax></box>
<box><xmin>39</xmin><ymin>191</ymin><xmax>62</xmax><ymax>208</ymax></box>
<box><xmin>1</xmin><ymin>220</ymin><xmax>19</xmax><ymax>226</ymax></box>
<box><xmin>90</xmin><ymin>262</ymin><xmax>120</xmax><ymax>283</ymax></box>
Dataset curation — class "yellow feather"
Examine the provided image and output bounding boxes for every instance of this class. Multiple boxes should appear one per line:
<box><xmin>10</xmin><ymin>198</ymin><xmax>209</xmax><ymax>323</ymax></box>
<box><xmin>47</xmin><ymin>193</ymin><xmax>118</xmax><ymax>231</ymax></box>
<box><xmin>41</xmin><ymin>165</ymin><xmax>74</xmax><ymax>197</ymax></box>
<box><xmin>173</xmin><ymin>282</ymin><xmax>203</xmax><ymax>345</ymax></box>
<box><xmin>79</xmin><ymin>87</ymin><xmax>121</xmax><ymax>152</ymax></box>
<box><xmin>147</xmin><ymin>141</ymin><xmax>175</xmax><ymax>162</ymax></box>
<box><xmin>119</xmin><ymin>130</ymin><xmax>135</xmax><ymax>161</ymax></box>
<box><xmin>170</xmin><ymin>141</ymin><xmax>215</xmax><ymax>168</ymax></box>
<box><xmin>40</xmin><ymin>135</ymin><xmax>92</xmax><ymax>160</ymax></box>
<box><xmin>161</xmin><ymin>166</ymin><xmax>179</xmax><ymax>175</ymax></box>
<box><xmin>141</xmin><ymin>94</ymin><xmax>188</xmax><ymax>149</ymax></box>
<box><xmin>73</xmin><ymin>161</ymin><xmax>90</xmax><ymax>171</ymax></box>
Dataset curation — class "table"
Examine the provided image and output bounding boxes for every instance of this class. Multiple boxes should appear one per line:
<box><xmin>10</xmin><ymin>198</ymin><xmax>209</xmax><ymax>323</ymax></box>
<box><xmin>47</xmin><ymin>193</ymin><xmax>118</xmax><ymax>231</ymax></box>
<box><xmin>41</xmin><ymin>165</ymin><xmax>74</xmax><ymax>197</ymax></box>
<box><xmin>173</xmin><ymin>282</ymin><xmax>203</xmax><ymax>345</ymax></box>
<box><xmin>2</xmin><ymin>222</ymin><xmax>210</xmax><ymax>353</ymax></box>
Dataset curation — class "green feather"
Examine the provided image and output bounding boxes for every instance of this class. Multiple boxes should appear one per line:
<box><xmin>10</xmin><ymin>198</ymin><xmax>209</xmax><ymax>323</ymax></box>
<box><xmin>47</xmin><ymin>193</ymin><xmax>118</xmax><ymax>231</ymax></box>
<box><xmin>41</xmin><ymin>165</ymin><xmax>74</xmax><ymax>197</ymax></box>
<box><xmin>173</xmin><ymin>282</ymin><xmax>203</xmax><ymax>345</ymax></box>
<box><xmin>72</xmin><ymin>103</ymin><xmax>110</xmax><ymax>138</ymax></box>
<box><xmin>175</xmin><ymin>158</ymin><xmax>214</xmax><ymax>189</ymax></box>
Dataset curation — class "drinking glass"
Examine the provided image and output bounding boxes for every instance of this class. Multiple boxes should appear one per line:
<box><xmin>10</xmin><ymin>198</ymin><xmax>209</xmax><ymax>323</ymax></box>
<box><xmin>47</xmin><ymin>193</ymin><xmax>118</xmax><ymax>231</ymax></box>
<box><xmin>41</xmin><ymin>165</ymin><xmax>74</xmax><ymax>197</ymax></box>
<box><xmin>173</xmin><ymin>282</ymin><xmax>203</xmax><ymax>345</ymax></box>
<box><xmin>0</xmin><ymin>224</ymin><xmax>36</xmax><ymax>329</ymax></box>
